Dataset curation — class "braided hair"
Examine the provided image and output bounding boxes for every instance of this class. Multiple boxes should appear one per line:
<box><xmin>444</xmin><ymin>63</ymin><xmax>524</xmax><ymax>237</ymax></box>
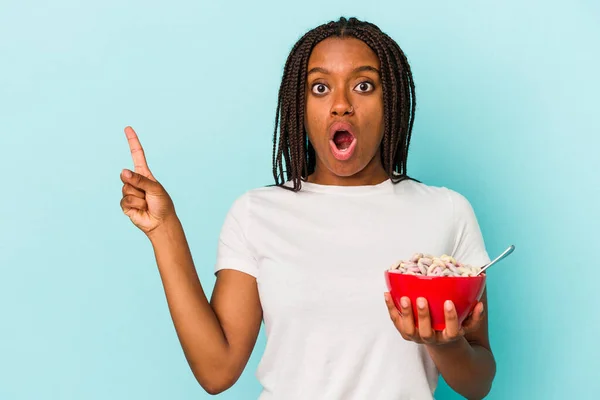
<box><xmin>272</xmin><ymin>16</ymin><xmax>419</xmax><ymax>191</ymax></box>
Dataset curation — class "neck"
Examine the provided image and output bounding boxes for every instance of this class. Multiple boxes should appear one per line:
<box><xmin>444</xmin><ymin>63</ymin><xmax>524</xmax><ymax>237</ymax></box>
<box><xmin>307</xmin><ymin>158</ymin><xmax>389</xmax><ymax>187</ymax></box>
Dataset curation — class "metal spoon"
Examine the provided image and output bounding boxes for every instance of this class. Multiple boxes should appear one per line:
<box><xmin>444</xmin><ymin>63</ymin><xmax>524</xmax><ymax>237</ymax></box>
<box><xmin>475</xmin><ymin>245</ymin><xmax>515</xmax><ymax>276</ymax></box>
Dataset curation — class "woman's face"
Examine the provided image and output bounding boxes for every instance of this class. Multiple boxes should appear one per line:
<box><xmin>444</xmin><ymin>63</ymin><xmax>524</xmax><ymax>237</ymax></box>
<box><xmin>305</xmin><ymin>37</ymin><xmax>386</xmax><ymax>184</ymax></box>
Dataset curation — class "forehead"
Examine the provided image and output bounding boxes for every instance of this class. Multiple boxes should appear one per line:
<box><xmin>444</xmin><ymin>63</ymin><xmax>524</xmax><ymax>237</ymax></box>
<box><xmin>307</xmin><ymin>37</ymin><xmax>380</xmax><ymax>71</ymax></box>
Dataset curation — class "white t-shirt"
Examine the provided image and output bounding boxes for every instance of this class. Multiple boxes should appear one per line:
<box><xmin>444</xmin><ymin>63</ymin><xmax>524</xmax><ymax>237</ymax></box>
<box><xmin>214</xmin><ymin>178</ymin><xmax>490</xmax><ymax>400</ymax></box>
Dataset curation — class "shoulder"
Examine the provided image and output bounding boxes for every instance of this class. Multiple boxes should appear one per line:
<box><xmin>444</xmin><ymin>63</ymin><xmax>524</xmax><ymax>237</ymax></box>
<box><xmin>222</xmin><ymin>183</ymin><xmax>296</xmax><ymax>216</ymax></box>
<box><xmin>240</xmin><ymin>183</ymin><xmax>296</xmax><ymax>203</ymax></box>
<box><xmin>399</xmin><ymin>179</ymin><xmax>477</xmax><ymax>219</ymax></box>
<box><xmin>398</xmin><ymin>178</ymin><xmax>454</xmax><ymax>203</ymax></box>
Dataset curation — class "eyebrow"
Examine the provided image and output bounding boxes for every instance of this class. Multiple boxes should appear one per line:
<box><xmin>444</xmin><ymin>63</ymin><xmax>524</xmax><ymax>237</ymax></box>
<box><xmin>307</xmin><ymin>65</ymin><xmax>380</xmax><ymax>76</ymax></box>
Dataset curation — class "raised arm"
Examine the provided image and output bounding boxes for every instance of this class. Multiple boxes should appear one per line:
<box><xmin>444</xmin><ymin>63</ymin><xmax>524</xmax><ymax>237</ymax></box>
<box><xmin>120</xmin><ymin>126</ymin><xmax>262</xmax><ymax>394</ymax></box>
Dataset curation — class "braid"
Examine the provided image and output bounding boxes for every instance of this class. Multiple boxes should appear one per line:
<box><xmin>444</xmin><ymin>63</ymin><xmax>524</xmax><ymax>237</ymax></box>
<box><xmin>272</xmin><ymin>17</ymin><xmax>419</xmax><ymax>191</ymax></box>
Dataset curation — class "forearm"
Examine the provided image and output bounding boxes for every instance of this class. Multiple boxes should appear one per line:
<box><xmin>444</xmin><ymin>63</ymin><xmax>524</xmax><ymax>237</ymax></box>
<box><xmin>427</xmin><ymin>338</ymin><xmax>496</xmax><ymax>399</ymax></box>
<box><xmin>147</xmin><ymin>216</ymin><xmax>231</xmax><ymax>387</ymax></box>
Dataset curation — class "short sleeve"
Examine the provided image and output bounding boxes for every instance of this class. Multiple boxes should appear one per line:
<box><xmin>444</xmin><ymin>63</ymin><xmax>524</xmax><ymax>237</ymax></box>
<box><xmin>214</xmin><ymin>193</ymin><xmax>259</xmax><ymax>278</ymax></box>
<box><xmin>448</xmin><ymin>189</ymin><xmax>491</xmax><ymax>267</ymax></box>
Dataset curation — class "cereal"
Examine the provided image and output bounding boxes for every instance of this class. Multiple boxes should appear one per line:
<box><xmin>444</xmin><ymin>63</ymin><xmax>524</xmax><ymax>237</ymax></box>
<box><xmin>389</xmin><ymin>253</ymin><xmax>482</xmax><ymax>277</ymax></box>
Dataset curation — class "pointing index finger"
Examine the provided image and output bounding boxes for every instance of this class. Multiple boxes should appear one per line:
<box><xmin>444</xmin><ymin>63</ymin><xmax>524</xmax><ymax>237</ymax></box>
<box><xmin>124</xmin><ymin>126</ymin><xmax>154</xmax><ymax>179</ymax></box>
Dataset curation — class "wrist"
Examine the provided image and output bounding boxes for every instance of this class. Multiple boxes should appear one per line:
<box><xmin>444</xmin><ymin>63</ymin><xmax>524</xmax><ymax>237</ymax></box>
<box><xmin>425</xmin><ymin>336</ymin><xmax>470</xmax><ymax>358</ymax></box>
<box><xmin>147</xmin><ymin>214</ymin><xmax>182</xmax><ymax>243</ymax></box>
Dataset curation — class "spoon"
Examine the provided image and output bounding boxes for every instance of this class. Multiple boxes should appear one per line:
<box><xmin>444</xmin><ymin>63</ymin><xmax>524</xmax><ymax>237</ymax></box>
<box><xmin>475</xmin><ymin>245</ymin><xmax>515</xmax><ymax>276</ymax></box>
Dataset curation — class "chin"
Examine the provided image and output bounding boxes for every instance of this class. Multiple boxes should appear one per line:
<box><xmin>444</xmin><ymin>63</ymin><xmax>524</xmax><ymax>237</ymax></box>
<box><xmin>326</xmin><ymin>159</ymin><xmax>366</xmax><ymax>178</ymax></box>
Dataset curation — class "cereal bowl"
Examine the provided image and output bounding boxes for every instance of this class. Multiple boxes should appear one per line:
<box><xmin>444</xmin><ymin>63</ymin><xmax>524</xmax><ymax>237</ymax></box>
<box><xmin>384</xmin><ymin>254</ymin><xmax>486</xmax><ymax>331</ymax></box>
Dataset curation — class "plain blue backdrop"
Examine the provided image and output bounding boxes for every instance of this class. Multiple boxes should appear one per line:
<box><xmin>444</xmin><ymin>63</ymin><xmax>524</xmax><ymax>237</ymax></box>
<box><xmin>1</xmin><ymin>0</ymin><xmax>598</xmax><ymax>399</ymax></box>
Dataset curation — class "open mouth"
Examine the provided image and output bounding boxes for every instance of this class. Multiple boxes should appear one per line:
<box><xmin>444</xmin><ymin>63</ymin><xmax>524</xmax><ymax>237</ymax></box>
<box><xmin>329</xmin><ymin>122</ymin><xmax>357</xmax><ymax>161</ymax></box>
<box><xmin>333</xmin><ymin>130</ymin><xmax>354</xmax><ymax>151</ymax></box>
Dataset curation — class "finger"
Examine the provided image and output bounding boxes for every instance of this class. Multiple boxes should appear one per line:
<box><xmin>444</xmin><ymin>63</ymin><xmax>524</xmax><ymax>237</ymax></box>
<box><xmin>122</xmin><ymin>183</ymin><xmax>145</xmax><ymax>199</ymax></box>
<box><xmin>124</xmin><ymin>126</ymin><xmax>155</xmax><ymax>179</ymax></box>
<box><xmin>120</xmin><ymin>195</ymin><xmax>148</xmax><ymax>212</ymax></box>
<box><xmin>384</xmin><ymin>292</ymin><xmax>402</xmax><ymax>327</ymax></box>
<box><xmin>399</xmin><ymin>296</ymin><xmax>418</xmax><ymax>340</ymax></box>
<box><xmin>462</xmin><ymin>302</ymin><xmax>485</xmax><ymax>334</ymax></box>
<box><xmin>121</xmin><ymin>169</ymin><xmax>161</xmax><ymax>194</ymax></box>
<box><xmin>442</xmin><ymin>300</ymin><xmax>461</xmax><ymax>340</ymax></box>
<box><xmin>416</xmin><ymin>297</ymin><xmax>435</xmax><ymax>343</ymax></box>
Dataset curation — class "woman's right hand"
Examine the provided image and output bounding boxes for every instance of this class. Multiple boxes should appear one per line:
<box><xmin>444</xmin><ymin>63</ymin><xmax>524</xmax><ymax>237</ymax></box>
<box><xmin>120</xmin><ymin>126</ymin><xmax>176</xmax><ymax>235</ymax></box>
<box><xmin>118</xmin><ymin>126</ymin><xmax>263</xmax><ymax>395</ymax></box>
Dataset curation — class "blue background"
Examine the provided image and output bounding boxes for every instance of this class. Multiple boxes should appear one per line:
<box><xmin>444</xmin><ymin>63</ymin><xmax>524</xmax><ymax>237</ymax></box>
<box><xmin>1</xmin><ymin>1</ymin><xmax>598</xmax><ymax>399</ymax></box>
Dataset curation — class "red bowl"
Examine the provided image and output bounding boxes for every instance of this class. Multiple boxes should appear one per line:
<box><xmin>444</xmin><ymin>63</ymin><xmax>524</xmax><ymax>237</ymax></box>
<box><xmin>384</xmin><ymin>270</ymin><xmax>486</xmax><ymax>331</ymax></box>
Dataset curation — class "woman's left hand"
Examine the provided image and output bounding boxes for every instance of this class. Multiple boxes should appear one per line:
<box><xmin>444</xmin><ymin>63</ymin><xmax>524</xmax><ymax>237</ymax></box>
<box><xmin>384</xmin><ymin>292</ymin><xmax>485</xmax><ymax>346</ymax></box>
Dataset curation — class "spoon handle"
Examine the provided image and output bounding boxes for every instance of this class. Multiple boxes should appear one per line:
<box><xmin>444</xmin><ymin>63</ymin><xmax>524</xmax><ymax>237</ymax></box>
<box><xmin>476</xmin><ymin>245</ymin><xmax>515</xmax><ymax>276</ymax></box>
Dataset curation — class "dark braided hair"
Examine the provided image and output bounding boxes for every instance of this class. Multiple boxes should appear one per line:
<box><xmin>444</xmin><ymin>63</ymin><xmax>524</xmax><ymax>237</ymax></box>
<box><xmin>272</xmin><ymin>16</ymin><xmax>419</xmax><ymax>191</ymax></box>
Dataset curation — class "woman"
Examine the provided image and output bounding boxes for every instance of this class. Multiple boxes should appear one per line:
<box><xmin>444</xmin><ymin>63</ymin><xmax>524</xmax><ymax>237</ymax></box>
<box><xmin>119</xmin><ymin>17</ymin><xmax>496</xmax><ymax>400</ymax></box>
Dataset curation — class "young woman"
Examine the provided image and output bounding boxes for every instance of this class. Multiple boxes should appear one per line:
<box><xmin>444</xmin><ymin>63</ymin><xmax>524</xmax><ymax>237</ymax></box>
<box><xmin>119</xmin><ymin>17</ymin><xmax>496</xmax><ymax>400</ymax></box>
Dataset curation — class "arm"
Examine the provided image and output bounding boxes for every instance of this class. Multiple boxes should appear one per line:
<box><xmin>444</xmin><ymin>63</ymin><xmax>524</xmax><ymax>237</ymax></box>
<box><xmin>383</xmin><ymin>188</ymin><xmax>496</xmax><ymax>398</ymax></box>
<box><xmin>425</xmin><ymin>289</ymin><xmax>496</xmax><ymax>400</ymax></box>
<box><xmin>148</xmin><ymin>217</ymin><xmax>262</xmax><ymax>395</ymax></box>
<box><xmin>120</xmin><ymin>126</ymin><xmax>261</xmax><ymax>395</ymax></box>
<box><xmin>384</xmin><ymin>289</ymin><xmax>496</xmax><ymax>400</ymax></box>
<box><xmin>426</xmin><ymin>188</ymin><xmax>496</xmax><ymax>398</ymax></box>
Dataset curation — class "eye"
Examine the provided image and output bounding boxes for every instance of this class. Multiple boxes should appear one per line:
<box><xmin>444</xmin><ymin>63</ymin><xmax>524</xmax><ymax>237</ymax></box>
<box><xmin>354</xmin><ymin>81</ymin><xmax>374</xmax><ymax>93</ymax></box>
<box><xmin>311</xmin><ymin>83</ymin><xmax>330</xmax><ymax>95</ymax></box>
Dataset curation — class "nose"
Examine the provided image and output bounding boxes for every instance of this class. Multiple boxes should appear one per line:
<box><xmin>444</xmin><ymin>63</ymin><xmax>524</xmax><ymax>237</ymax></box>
<box><xmin>330</xmin><ymin>90</ymin><xmax>354</xmax><ymax>116</ymax></box>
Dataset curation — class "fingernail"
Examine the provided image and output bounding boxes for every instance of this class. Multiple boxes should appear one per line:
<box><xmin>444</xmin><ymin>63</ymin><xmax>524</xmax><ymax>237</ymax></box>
<box><xmin>401</xmin><ymin>297</ymin><xmax>409</xmax><ymax>308</ymax></box>
<box><xmin>445</xmin><ymin>300</ymin><xmax>453</xmax><ymax>311</ymax></box>
<box><xmin>123</xmin><ymin>169</ymin><xmax>132</xmax><ymax>178</ymax></box>
<box><xmin>417</xmin><ymin>298</ymin><xmax>426</xmax><ymax>309</ymax></box>
<box><xmin>480</xmin><ymin>306</ymin><xmax>485</xmax><ymax>316</ymax></box>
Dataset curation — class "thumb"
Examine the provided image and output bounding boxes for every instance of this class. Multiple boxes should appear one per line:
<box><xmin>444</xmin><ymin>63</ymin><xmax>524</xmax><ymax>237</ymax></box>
<box><xmin>121</xmin><ymin>169</ymin><xmax>162</xmax><ymax>194</ymax></box>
